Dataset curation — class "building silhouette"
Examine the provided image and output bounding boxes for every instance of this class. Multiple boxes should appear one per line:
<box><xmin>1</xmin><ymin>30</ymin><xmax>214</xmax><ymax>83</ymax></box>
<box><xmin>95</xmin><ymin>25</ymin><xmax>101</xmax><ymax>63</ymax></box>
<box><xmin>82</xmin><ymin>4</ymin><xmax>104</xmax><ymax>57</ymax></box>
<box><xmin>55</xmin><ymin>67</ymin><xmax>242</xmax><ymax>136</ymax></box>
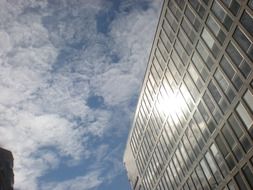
<box><xmin>0</xmin><ymin>148</ymin><xmax>14</xmax><ymax>190</ymax></box>
<box><xmin>124</xmin><ymin>0</ymin><xmax>253</xmax><ymax>189</ymax></box>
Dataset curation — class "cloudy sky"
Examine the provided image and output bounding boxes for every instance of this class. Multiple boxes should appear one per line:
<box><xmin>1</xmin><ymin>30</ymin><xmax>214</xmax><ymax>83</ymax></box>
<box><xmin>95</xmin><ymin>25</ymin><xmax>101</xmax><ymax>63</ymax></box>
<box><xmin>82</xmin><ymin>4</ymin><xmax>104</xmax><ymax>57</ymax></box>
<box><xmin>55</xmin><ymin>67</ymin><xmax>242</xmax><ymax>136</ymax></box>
<box><xmin>0</xmin><ymin>0</ymin><xmax>162</xmax><ymax>189</ymax></box>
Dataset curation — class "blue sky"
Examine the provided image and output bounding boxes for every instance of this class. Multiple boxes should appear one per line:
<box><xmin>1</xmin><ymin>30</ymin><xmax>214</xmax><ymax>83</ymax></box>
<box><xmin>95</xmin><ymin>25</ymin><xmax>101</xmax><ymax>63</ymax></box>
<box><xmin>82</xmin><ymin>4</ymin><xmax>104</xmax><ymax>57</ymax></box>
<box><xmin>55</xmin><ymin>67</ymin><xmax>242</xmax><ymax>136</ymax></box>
<box><xmin>0</xmin><ymin>0</ymin><xmax>161</xmax><ymax>189</ymax></box>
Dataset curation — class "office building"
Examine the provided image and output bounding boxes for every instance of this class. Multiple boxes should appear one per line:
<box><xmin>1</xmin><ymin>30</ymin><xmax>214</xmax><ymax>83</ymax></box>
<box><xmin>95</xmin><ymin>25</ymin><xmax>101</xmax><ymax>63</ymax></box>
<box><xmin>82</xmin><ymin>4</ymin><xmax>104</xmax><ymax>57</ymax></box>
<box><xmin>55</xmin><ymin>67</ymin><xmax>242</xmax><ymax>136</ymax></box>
<box><xmin>0</xmin><ymin>148</ymin><xmax>14</xmax><ymax>190</ymax></box>
<box><xmin>124</xmin><ymin>0</ymin><xmax>253</xmax><ymax>189</ymax></box>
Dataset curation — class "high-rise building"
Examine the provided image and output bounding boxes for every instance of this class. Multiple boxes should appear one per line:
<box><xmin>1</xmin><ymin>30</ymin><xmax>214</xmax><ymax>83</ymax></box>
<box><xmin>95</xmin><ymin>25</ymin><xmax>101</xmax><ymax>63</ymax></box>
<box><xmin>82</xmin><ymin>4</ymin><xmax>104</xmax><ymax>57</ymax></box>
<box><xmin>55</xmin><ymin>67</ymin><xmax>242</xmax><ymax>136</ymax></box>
<box><xmin>0</xmin><ymin>148</ymin><xmax>14</xmax><ymax>190</ymax></box>
<box><xmin>124</xmin><ymin>0</ymin><xmax>253</xmax><ymax>189</ymax></box>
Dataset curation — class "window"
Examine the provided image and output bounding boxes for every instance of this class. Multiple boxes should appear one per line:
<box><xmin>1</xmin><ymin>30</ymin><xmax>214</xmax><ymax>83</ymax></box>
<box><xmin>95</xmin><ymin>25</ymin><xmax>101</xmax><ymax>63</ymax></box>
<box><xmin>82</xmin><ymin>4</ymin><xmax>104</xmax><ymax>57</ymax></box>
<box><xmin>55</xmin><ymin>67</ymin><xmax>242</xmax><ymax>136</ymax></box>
<box><xmin>242</xmin><ymin>165</ymin><xmax>253</xmax><ymax>188</ymax></box>
<box><xmin>162</xmin><ymin>20</ymin><xmax>175</xmax><ymax>43</ymax></box>
<box><xmin>234</xmin><ymin>172</ymin><xmax>248</xmax><ymax>189</ymax></box>
<box><xmin>210</xmin><ymin>143</ymin><xmax>229</xmax><ymax>177</ymax></box>
<box><xmin>185</xmin><ymin>5</ymin><xmax>201</xmax><ymax>32</ymax></box>
<box><xmin>206</xmin><ymin>14</ymin><xmax>226</xmax><ymax>44</ymax></box>
<box><xmin>228</xmin><ymin>114</ymin><xmax>252</xmax><ymax>153</ymax></box>
<box><xmin>191</xmin><ymin>52</ymin><xmax>209</xmax><ymax>82</ymax></box>
<box><xmin>178</xmin><ymin>30</ymin><xmax>193</xmax><ymax>56</ymax></box>
<box><xmin>196</xmin><ymin>41</ymin><xmax>214</xmax><ymax>70</ymax></box>
<box><xmin>190</xmin><ymin>119</ymin><xmax>205</xmax><ymax>150</ymax></box>
<box><xmin>240</xmin><ymin>11</ymin><xmax>253</xmax><ymax>37</ymax></box>
<box><xmin>214</xmin><ymin>69</ymin><xmax>236</xmax><ymax>103</ymax></box>
<box><xmin>191</xmin><ymin>171</ymin><xmax>202</xmax><ymax>189</ymax></box>
<box><xmin>181</xmin><ymin>18</ymin><xmax>196</xmax><ymax>44</ymax></box>
<box><xmin>189</xmin><ymin>0</ymin><xmax>206</xmax><ymax>18</ymax></box>
<box><xmin>196</xmin><ymin>165</ymin><xmax>209</xmax><ymax>189</ymax></box>
<box><xmin>211</xmin><ymin>1</ymin><xmax>233</xmax><ymax>31</ymax></box>
<box><xmin>168</xmin><ymin>1</ymin><xmax>182</xmax><ymax>22</ymax></box>
<box><xmin>243</xmin><ymin>90</ymin><xmax>253</xmax><ymax>112</ymax></box>
<box><xmin>236</xmin><ymin>103</ymin><xmax>253</xmax><ymax>129</ymax></box>
<box><xmin>220</xmin><ymin>56</ymin><xmax>243</xmax><ymax>91</ymax></box>
<box><xmin>174</xmin><ymin>40</ymin><xmax>188</xmax><ymax>64</ymax></box>
<box><xmin>160</xmin><ymin>29</ymin><xmax>171</xmax><ymax>56</ymax></box>
<box><xmin>222</xmin><ymin>0</ymin><xmax>240</xmax><ymax>16</ymax></box>
<box><xmin>200</xmin><ymin>159</ymin><xmax>217</xmax><ymax>188</ymax></box>
<box><xmin>165</xmin><ymin>10</ymin><xmax>178</xmax><ymax>32</ymax></box>
<box><xmin>233</xmin><ymin>27</ymin><xmax>253</xmax><ymax>61</ymax></box>
<box><xmin>184</xmin><ymin>74</ymin><xmax>199</xmax><ymax>102</ymax></box>
<box><xmin>188</xmin><ymin>64</ymin><xmax>204</xmax><ymax>92</ymax></box>
<box><xmin>205</xmin><ymin>151</ymin><xmax>223</xmax><ymax>184</ymax></box>
<box><xmin>201</xmin><ymin>28</ymin><xmax>220</xmax><ymax>58</ymax></box>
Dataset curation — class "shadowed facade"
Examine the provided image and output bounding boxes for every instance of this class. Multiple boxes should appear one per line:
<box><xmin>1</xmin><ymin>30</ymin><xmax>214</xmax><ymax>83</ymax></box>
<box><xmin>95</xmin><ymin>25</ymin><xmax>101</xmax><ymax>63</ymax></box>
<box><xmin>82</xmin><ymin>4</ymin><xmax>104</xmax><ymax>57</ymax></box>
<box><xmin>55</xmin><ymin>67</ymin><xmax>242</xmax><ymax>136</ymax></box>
<box><xmin>0</xmin><ymin>148</ymin><xmax>14</xmax><ymax>190</ymax></box>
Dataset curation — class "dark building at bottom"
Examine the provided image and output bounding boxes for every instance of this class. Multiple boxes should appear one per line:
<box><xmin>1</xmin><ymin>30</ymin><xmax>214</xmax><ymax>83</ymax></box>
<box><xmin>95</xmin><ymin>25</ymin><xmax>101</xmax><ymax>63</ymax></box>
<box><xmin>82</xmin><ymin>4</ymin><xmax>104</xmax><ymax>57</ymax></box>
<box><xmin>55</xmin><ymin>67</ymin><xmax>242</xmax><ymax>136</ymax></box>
<box><xmin>124</xmin><ymin>0</ymin><xmax>253</xmax><ymax>189</ymax></box>
<box><xmin>0</xmin><ymin>148</ymin><xmax>14</xmax><ymax>190</ymax></box>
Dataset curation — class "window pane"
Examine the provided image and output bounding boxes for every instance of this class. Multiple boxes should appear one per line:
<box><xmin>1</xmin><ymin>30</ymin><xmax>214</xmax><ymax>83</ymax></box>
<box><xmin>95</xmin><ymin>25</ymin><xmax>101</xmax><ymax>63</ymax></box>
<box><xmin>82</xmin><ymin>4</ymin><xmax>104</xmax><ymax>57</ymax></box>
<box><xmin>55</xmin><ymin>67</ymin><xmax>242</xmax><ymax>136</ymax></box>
<box><xmin>242</xmin><ymin>165</ymin><xmax>253</xmax><ymax>188</ymax></box>
<box><xmin>243</xmin><ymin>90</ymin><xmax>253</xmax><ymax>112</ymax></box>
<box><xmin>240</xmin><ymin>11</ymin><xmax>253</xmax><ymax>36</ymax></box>
<box><xmin>235</xmin><ymin>172</ymin><xmax>248</xmax><ymax>189</ymax></box>
<box><xmin>212</xmin><ymin>1</ymin><xmax>233</xmax><ymax>30</ymax></box>
<box><xmin>236</xmin><ymin>103</ymin><xmax>253</xmax><ymax>129</ymax></box>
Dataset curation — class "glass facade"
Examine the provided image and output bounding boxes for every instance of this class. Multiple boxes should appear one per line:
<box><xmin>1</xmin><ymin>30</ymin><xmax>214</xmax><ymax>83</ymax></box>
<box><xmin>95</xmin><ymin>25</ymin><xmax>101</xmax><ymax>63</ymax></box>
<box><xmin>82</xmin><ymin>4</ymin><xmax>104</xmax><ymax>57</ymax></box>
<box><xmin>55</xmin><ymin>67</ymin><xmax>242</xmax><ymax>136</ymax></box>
<box><xmin>124</xmin><ymin>0</ymin><xmax>253</xmax><ymax>190</ymax></box>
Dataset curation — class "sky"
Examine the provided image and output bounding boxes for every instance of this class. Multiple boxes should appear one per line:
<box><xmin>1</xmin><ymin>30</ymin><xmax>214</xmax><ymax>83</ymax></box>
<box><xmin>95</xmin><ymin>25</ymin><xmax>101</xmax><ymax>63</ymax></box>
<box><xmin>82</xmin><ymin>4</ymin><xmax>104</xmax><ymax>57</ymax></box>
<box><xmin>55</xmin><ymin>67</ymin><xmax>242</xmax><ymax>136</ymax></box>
<box><xmin>0</xmin><ymin>0</ymin><xmax>162</xmax><ymax>189</ymax></box>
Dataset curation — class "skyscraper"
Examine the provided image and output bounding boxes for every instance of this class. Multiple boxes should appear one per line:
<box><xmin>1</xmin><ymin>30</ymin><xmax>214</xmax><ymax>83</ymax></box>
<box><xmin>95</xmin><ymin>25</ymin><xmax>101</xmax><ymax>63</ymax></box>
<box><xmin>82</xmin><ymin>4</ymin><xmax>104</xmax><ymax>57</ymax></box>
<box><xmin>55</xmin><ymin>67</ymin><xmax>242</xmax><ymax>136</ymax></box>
<box><xmin>0</xmin><ymin>148</ymin><xmax>14</xmax><ymax>190</ymax></box>
<box><xmin>124</xmin><ymin>0</ymin><xmax>253</xmax><ymax>189</ymax></box>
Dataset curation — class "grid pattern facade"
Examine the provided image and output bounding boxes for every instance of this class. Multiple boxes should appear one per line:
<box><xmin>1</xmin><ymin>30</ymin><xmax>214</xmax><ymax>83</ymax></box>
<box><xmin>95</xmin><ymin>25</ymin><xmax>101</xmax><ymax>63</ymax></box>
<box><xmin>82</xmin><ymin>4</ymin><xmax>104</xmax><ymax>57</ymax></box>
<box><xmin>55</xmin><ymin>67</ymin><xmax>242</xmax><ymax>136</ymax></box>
<box><xmin>125</xmin><ymin>0</ymin><xmax>253</xmax><ymax>189</ymax></box>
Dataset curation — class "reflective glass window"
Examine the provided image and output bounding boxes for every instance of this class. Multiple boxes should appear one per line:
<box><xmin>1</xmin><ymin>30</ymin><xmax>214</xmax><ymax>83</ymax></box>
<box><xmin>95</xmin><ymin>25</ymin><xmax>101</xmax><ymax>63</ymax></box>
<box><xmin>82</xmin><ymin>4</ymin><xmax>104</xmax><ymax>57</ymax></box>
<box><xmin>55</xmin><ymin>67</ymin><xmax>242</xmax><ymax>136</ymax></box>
<box><xmin>180</xmin><ymin>84</ymin><xmax>195</xmax><ymax>111</ymax></box>
<box><xmin>168</xmin><ymin>60</ymin><xmax>181</xmax><ymax>85</ymax></box>
<box><xmin>175</xmin><ymin>0</ymin><xmax>185</xmax><ymax>10</ymax></box>
<box><xmin>233</xmin><ymin>27</ymin><xmax>253</xmax><ymax>61</ymax></box>
<box><xmin>196</xmin><ymin>165</ymin><xmax>209</xmax><ymax>189</ymax></box>
<box><xmin>240</xmin><ymin>11</ymin><xmax>253</xmax><ymax>37</ymax></box>
<box><xmin>189</xmin><ymin>0</ymin><xmax>206</xmax><ymax>18</ymax></box>
<box><xmin>157</xmin><ymin>40</ymin><xmax>169</xmax><ymax>64</ymax></box>
<box><xmin>183</xmin><ymin>133</ymin><xmax>196</xmax><ymax>162</ymax></box>
<box><xmin>178</xmin><ymin>30</ymin><xmax>193</xmax><ymax>56</ymax></box>
<box><xmin>171</xmin><ymin>50</ymin><xmax>185</xmax><ymax>73</ymax></box>
<box><xmin>191</xmin><ymin>52</ymin><xmax>209</xmax><ymax>82</ymax></box>
<box><xmin>235</xmin><ymin>172</ymin><xmax>248</xmax><ymax>189</ymax></box>
<box><xmin>194</xmin><ymin>109</ymin><xmax>210</xmax><ymax>140</ymax></box>
<box><xmin>184</xmin><ymin>74</ymin><xmax>199</xmax><ymax>102</ymax></box>
<box><xmin>211</xmin><ymin>1</ymin><xmax>233</xmax><ymax>30</ymax></box>
<box><xmin>214</xmin><ymin>69</ymin><xmax>236</xmax><ymax>103</ymax></box>
<box><xmin>236</xmin><ymin>103</ymin><xmax>253</xmax><ymax>129</ymax></box>
<box><xmin>228</xmin><ymin>180</ymin><xmax>237</xmax><ymax>190</ymax></box>
<box><xmin>190</xmin><ymin>119</ymin><xmax>205</xmax><ymax>150</ymax></box>
<box><xmin>188</xmin><ymin>64</ymin><xmax>204</xmax><ymax>92</ymax></box>
<box><xmin>215</xmin><ymin>135</ymin><xmax>229</xmax><ymax>158</ymax></box>
<box><xmin>243</xmin><ymin>90</ymin><xmax>253</xmax><ymax>112</ymax></box>
<box><xmin>181</xmin><ymin>18</ymin><xmax>196</xmax><ymax>44</ymax></box>
<box><xmin>196</xmin><ymin>41</ymin><xmax>214</xmax><ymax>70</ymax></box>
<box><xmin>162</xmin><ymin>19</ymin><xmax>175</xmax><ymax>43</ymax></box>
<box><xmin>222</xmin><ymin>0</ymin><xmax>240</xmax><ymax>16</ymax></box>
<box><xmin>242</xmin><ymin>165</ymin><xmax>253</xmax><ymax>188</ymax></box>
<box><xmin>200</xmin><ymin>159</ymin><xmax>217</xmax><ymax>188</ymax></box>
<box><xmin>206</xmin><ymin>14</ymin><xmax>226</xmax><ymax>44</ymax></box>
<box><xmin>205</xmin><ymin>151</ymin><xmax>223</xmax><ymax>184</ymax></box>
<box><xmin>187</xmin><ymin>177</ymin><xmax>195</xmax><ymax>189</ymax></box>
<box><xmin>201</xmin><ymin>28</ymin><xmax>220</xmax><ymax>58</ymax></box>
<box><xmin>220</xmin><ymin>56</ymin><xmax>243</xmax><ymax>91</ymax></box>
<box><xmin>168</xmin><ymin>1</ymin><xmax>181</xmax><ymax>22</ymax></box>
<box><xmin>174</xmin><ymin>40</ymin><xmax>188</xmax><ymax>64</ymax></box>
<box><xmin>185</xmin><ymin>5</ymin><xmax>201</xmax><ymax>32</ymax></box>
<box><xmin>210</xmin><ymin>143</ymin><xmax>229</xmax><ymax>177</ymax></box>
<box><xmin>165</xmin><ymin>9</ymin><xmax>178</xmax><ymax>32</ymax></box>
<box><xmin>191</xmin><ymin>171</ymin><xmax>202</xmax><ymax>189</ymax></box>
<box><xmin>170</xmin><ymin>161</ymin><xmax>180</xmax><ymax>186</ymax></box>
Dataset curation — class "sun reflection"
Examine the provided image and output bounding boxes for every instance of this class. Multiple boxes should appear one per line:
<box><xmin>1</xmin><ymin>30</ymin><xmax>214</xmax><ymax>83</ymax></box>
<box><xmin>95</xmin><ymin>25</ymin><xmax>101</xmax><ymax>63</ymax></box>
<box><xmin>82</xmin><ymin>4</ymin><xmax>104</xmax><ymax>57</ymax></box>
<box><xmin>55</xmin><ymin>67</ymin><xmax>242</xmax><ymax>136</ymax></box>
<box><xmin>157</xmin><ymin>91</ymin><xmax>187</xmax><ymax>124</ymax></box>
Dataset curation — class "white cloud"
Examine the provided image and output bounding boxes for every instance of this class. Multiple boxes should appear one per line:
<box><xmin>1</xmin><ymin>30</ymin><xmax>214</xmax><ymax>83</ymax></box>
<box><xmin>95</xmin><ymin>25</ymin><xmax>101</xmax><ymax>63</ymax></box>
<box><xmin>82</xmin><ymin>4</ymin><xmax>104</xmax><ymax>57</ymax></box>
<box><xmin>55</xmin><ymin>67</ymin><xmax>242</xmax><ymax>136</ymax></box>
<box><xmin>42</xmin><ymin>171</ymin><xmax>103</xmax><ymax>190</ymax></box>
<box><xmin>0</xmin><ymin>0</ymin><xmax>162</xmax><ymax>189</ymax></box>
